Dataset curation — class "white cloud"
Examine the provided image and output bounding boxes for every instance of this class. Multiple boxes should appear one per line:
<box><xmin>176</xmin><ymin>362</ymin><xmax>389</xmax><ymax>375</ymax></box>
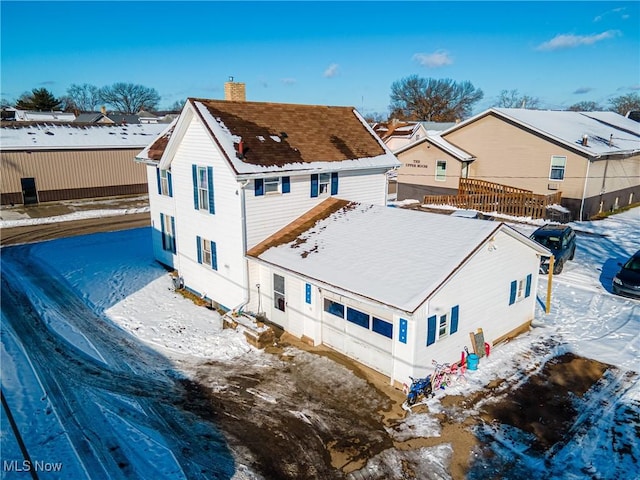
<box><xmin>323</xmin><ymin>64</ymin><xmax>339</xmax><ymax>78</ymax></box>
<box><xmin>281</xmin><ymin>78</ymin><xmax>297</xmax><ymax>86</ymax></box>
<box><xmin>536</xmin><ymin>30</ymin><xmax>620</xmax><ymax>51</ymax></box>
<box><xmin>594</xmin><ymin>7</ymin><xmax>626</xmax><ymax>22</ymax></box>
<box><xmin>412</xmin><ymin>51</ymin><xmax>453</xmax><ymax>68</ymax></box>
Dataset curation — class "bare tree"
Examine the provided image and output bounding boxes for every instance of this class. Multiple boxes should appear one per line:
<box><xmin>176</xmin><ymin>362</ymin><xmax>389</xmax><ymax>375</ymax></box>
<box><xmin>608</xmin><ymin>93</ymin><xmax>640</xmax><ymax>115</ymax></box>
<box><xmin>495</xmin><ymin>89</ymin><xmax>540</xmax><ymax>109</ymax></box>
<box><xmin>567</xmin><ymin>101</ymin><xmax>602</xmax><ymax>112</ymax></box>
<box><xmin>67</xmin><ymin>83</ymin><xmax>101</xmax><ymax>112</ymax></box>
<box><xmin>389</xmin><ymin>76</ymin><xmax>483</xmax><ymax>121</ymax></box>
<box><xmin>98</xmin><ymin>82</ymin><xmax>160</xmax><ymax>114</ymax></box>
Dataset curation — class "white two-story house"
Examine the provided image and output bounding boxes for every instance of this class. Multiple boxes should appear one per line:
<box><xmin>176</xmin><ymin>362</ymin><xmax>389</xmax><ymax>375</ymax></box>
<box><xmin>136</xmin><ymin>97</ymin><xmax>399</xmax><ymax>312</ymax></box>
<box><xmin>137</xmin><ymin>97</ymin><xmax>550</xmax><ymax>387</ymax></box>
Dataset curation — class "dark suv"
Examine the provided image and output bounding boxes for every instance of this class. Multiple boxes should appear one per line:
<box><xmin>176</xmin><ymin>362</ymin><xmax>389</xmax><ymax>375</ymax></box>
<box><xmin>530</xmin><ymin>224</ymin><xmax>577</xmax><ymax>274</ymax></box>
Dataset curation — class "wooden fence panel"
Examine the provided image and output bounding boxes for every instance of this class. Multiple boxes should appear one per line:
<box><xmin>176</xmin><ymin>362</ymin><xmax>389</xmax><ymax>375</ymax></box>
<box><xmin>422</xmin><ymin>179</ymin><xmax>562</xmax><ymax>219</ymax></box>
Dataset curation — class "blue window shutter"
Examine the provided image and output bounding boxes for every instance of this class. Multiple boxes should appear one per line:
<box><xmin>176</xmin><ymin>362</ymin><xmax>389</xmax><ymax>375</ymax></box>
<box><xmin>509</xmin><ymin>280</ymin><xmax>517</xmax><ymax>305</ymax></box>
<box><xmin>255</xmin><ymin>178</ymin><xmax>264</xmax><ymax>196</ymax></box>
<box><xmin>331</xmin><ymin>172</ymin><xmax>338</xmax><ymax>195</ymax></box>
<box><xmin>196</xmin><ymin>236</ymin><xmax>202</xmax><ymax>264</ymax></box>
<box><xmin>525</xmin><ymin>274</ymin><xmax>532</xmax><ymax>298</ymax></box>
<box><xmin>282</xmin><ymin>176</ymin><xmax>290</xmax><ymax>194</ymax></box>
<box><xmin>310</xmin><ymin>174</ymin><xmax>319</xmax><ymax>197</ymax></box>
<box><xmin>167</xmin><ymin>171</ymin><xmax>173</xmax><ymax>197</ymax></box>
<box><xmin>427</xmin><ymin>315</ymin><xmax>437</xmax><ymax>346</ymax></box>
<box><xmin>450</xmin><ymin>306</ymin><xmax>459</xmax><ymax>334</ymax></box>
<box><xmin>207</xmin><ymin>166</ymin><xmax>215</xmax><ymax>214</ymax></box>
<box><xmin>211</xmin><ymin>241</ymin><xmax>218</xmax><ymax>270</ymax></box>
<box><xmin>305</xmin><ymin>283</ymin><xmax>311</xmax><ymax>304</ymax></box>
<box><xmin>192</xmin><ymin>165</ymin><xmax>199</xmax><ymax>210</ymax></box>
<box><xmin>156</xmin><ymin>168</ymin><xmax>162</xmax><ymax>194</ymax></box>
<box><xmin>160</xmin><ymin>213</ymin><xmax>166</xmax><ymax>250</ymax></box>
<box><xmin>399</xmin><ymin>318</ymin><xmax>408</xmax><ymax>344</ymax></box>
<box><xmin>170</xmin><ymin>216</ymin><xmax>176</xmax><ymax>253</ymax></box>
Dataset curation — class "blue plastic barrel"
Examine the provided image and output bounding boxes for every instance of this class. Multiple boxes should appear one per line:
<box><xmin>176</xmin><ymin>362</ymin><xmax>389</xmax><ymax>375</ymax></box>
<box><xmin>467</xmin><ymin>353</ymin><xmax>479</xmax><ymax>371</ymax></box>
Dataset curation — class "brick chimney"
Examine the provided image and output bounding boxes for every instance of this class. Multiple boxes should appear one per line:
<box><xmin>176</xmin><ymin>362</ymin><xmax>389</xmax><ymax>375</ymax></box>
<box><xmin>224</xmin><ymin>77</ymin><xmax>246</xmax><ymax>102</ymax></box>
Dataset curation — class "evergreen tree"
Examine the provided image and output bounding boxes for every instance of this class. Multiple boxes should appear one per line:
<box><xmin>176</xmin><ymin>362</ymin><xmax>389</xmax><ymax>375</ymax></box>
<box><xmin>15</xmin><ymin>88</ymin><xmax>62</xmax><ymax>111</ymax></box>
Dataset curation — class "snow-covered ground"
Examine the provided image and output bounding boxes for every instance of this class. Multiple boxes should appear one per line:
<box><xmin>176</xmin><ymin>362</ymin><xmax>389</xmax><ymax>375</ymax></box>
<box><xmin>1</xmin><ymin>206</ymin><xmax>639</xmax><ymax>479</ymax></box>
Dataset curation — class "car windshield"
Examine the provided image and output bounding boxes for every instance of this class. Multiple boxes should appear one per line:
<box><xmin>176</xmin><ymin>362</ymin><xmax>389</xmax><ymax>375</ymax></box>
<box><xmin>534</xmin><ymin>235</ymin><xmax>560</xmax><ymax>249</ymax></box>
<box><xmin>623</xmin><ymin>257</ymin><xmax>640</xmax><ymax>272</ymax></box>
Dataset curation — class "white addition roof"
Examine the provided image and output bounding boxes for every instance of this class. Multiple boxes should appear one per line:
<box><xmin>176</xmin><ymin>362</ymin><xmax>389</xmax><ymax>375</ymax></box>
<box><xmin>450</xmin><ymin>108</ymin><xmax>640</xmax><ymax>157</ymax></box>
<box><xmin>1</xmin><ymin>123</ymin><xmax>168</xmax><ymax>151</ymax></box>
<box><xmin>249</xmin><ymin>200</ymin><xmax>547</xmax><ymax>313</ymax></box>
<box><xmin>394</xmin><ymin>132</ymin><xmax>475</xmax><ymax>161</ymax></box>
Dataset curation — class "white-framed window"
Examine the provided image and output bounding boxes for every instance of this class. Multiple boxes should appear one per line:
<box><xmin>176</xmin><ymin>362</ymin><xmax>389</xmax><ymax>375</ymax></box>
<box><xmin>198</xmin><ymin>167</ymin><xmax>210</xmax><ymax>211</ymax></box>
<box><xmin>264</xmin><ymin>177</ymin><xmax>280</xmax><ymax>194</ymax></box>
<box><xmin>549</xmin><ymin>156</ymin><xmax>566</xmax><ymax>181</ymax></box>
<box><xmin>274</xmin><ymin>274</ymin><xmax>286</xmax><ymax>311</ymax></box>
<box><xmin>509</xmin><ymin>274</ymin><xmax>532</xmax><ymax>305</ymax></box>
<box><xmin>160</xmin><ymin>169</ymin><xmax>171</xmax><ymax>196</ymax></box>
<box><xmin>438</xmin><ymin>314</ymin><xmax>448</xmax><ymax>338</ymax></box>
<box><xmin>196</xmin><ymin>236</ymin><xmax>217</xmax><ymax>270</ymax></box>
<box><xmin>319</xmin><ymin>173</ymin><xmax>331</xmax><ymax>195</ymax></box>
<box><xmin>435</xmin><ymin>160</ymin><xmax>447</xmax><ymax>181</ymax></box>
<box><xmin>161</xmin><ymin>213</ymin><xmax>175</xmax><ymax>253</ymax></box>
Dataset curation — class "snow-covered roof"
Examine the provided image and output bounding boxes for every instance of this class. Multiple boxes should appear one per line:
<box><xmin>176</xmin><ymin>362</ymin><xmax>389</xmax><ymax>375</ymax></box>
<box><xmin>449</xmin><ymin>108</ymin><xmax>640</xmax><ymax>158</ymax></box>
<box><xmin>394</xmin><ymin>132</ymin><xmax>475</xmax><ymax>161</ymax></box>
<box><xmin>139</xmin><ymin>98</ymin><xmax>400</xmax><ymax>176</ymax></box>
<box><xmin>248</xmin><ymin>199</ymin><xmax>547</xmax><ymax>313</ymax></box>
<box><xmin>1</xmin><ymin>122</ymin><xmax>168</xmax><ymax>150</ymax></box>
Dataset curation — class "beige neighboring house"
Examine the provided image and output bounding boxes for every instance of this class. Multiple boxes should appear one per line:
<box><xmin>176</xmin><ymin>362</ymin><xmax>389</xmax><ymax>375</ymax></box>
<box><xmin>396</xmin><ymin>108</ymin><xmax>640</xmax><ymax>220</ymax></box>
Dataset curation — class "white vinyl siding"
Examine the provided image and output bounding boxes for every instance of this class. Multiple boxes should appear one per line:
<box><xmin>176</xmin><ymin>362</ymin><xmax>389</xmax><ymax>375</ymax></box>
<box><xmin>163</xmin><ymin>115</ymin><xmax>245</xmax><ymax>308</ymax></box>
<box><xmin>245</xmin><ymin>169</ymin><xmax>389</xmax><ymax>248</ymax></box>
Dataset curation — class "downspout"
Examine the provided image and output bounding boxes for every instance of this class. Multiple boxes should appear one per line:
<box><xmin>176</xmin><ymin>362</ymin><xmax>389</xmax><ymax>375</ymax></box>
<box><xmin>232</xmin><ymin>179</ymin><xmax>251</xmax><ymax>314</ymax></box>
<box><xmin>579</xmin><ymin>159</ymin><xmax>591</xmax><ymax>221</ymax></box>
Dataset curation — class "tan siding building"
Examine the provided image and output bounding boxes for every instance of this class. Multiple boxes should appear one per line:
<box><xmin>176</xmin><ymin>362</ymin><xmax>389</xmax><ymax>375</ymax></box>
<box><xmin>396</xmin><ymin>109</ymin><xmax>640</xmax><ymax>220</ymax></box>
<box><xmin>1</xmin><ymin>122</ymin><xmax>166</xmax><ymax>205</ymax></box>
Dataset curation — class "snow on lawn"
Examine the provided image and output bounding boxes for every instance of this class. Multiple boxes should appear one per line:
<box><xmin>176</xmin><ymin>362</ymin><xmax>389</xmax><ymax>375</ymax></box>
<box><xmin>29</xmin><ymin>228</ymin><xmax>252</xmax><ymax>361</ymax></box>
<box><xmin>3</xmin><ymin>206</ymin><xmax>639</xmax><ymax>479</ymax></box>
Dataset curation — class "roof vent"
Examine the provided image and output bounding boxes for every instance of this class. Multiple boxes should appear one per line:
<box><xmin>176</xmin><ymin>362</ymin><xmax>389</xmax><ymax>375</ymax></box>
<box><xmin>609</xmin><ymin>134</ymin><xmax>613</xmax><ymax>147</ymax></box>
<box><xmin>581</xmin><ymin>134</ymin><xmax>588</xmax><ymax>146</ymax></box>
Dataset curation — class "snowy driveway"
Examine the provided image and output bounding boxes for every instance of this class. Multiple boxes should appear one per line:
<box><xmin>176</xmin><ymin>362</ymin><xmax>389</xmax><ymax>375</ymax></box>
<box><xmin>1</xmin><ymin>245</ymin><xmax>235</xmax><ymax>479</ymax></box>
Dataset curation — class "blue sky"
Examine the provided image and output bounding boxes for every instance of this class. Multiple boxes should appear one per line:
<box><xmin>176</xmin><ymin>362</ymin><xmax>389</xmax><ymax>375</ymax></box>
<box><xmin>1</xmin><ymin>1</ymin><xmax>638</xmax><ymax>116</ymax></box>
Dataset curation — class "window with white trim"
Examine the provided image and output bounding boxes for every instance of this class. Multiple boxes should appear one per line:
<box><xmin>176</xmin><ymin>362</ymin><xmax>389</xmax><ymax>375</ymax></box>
<box><xmin>549</xmin><ymin>156</ymin><xmax>566</xmax><ymax>181</ymax></box>
<box><xmin>198</xmin><ymin>166</ymin><xmax>210</xmax><ymax>211</ymax></box>
<box><xmin>196</xmin><ymin>236</ymin><xmax>217</xmax><ymax>270</ymax></box>
<box><xmin>319</xmin><ymin>173</ymin><xmax>331</xmax><ymax>195</ymax></box>
<box><xmin>509</xmin><ymin>274</ymin><xmax>532</xmax><ymax>305</ymax></box>
<box><xmin>323</xmin><ymin>299</ymin><xmax>344</xmax><ymax>318</ymax></box>
<box><xmin>160</xmin><ymin>170</ymin><xmax>171</xmax><ymax>196</ymax></box>
<box><xmin>438</xmin><ymin>314</ymin><xmax>448</xmax><ymax>338</ymax></box>
<box><xmin>161</xmin><ymin>213</ymin><xmax>175</xmax><ymax>253</ymax></box>
<box><xmin>435</xmin><ymin>160</ymin><xmax>447</xmax><ymax>181</ymax></box>
<box><xmin>264</xmin><ymin>177</ymin><xmax>280</xmax><ymax>194</ymax></box>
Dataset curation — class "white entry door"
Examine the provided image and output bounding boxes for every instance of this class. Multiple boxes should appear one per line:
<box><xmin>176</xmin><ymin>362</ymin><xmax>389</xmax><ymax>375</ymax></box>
<box><xmin>271</xmin><ymin>273</ymin><xmax>287</xmax><ymax>328</ymax></box>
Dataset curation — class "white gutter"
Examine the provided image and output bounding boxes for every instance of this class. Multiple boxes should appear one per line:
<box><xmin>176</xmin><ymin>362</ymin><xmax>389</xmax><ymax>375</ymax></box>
<box><xmin>580</xmin><ymin>159</ymin><xmax>591</xmax><ymax>221</ymax></box>
<box><xmin>231</xmin><ymin>179</ymin><xmax>252</xmax><ymax>314</ymax></box>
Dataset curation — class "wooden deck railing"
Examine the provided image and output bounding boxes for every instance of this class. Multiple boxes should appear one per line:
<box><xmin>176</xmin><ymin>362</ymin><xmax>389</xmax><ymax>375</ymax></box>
<box><xmin>423</xmin><ymin>178</ymin><xmax>562</xmax><ymax>219</ymax></box>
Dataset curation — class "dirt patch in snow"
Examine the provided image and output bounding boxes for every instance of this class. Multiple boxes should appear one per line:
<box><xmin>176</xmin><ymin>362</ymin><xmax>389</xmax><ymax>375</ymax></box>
<box><xmin>480</xmin><ymin>353</ymin><xmax>609</xmax><ymax>451</ymax></box>
<box><xmin>179</xmin><ymin>329</ymin><xmax>612</xmax><ymax>479</ymax></box>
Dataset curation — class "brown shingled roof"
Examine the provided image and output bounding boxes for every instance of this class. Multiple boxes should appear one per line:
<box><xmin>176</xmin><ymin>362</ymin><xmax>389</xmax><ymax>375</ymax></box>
<box><xmin>146</xmin><ymin>124</ymin><xmax>175</xmax><ymax>160</ymax></box>
<box><xmin>193</xmin><ymin>99</ymin><xmax>386</xmax><ymax>167</ymax></box>
<box><xmin>247</xmin><ymin>197</ymin><xmax>352</xmax><ymax>257</ymax></box>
